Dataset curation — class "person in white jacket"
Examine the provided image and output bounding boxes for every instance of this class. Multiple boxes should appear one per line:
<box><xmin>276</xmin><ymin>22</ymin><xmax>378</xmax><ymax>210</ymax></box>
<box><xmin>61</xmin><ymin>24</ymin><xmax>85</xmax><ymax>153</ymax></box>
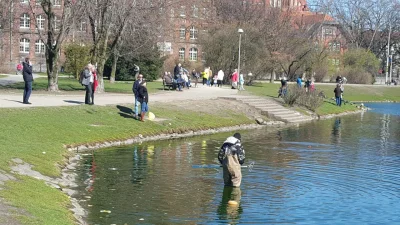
<box><xmin>217</xmin><ymin>70</ymin><xmax>224</xmax><ymax>87</ymax></box>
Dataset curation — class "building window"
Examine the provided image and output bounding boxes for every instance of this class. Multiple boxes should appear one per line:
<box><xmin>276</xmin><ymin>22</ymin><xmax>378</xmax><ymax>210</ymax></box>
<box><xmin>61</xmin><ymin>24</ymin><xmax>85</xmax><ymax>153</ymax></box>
<box><xmin>79</xmin><ymin>21</ymin><xmax>87</xmax><ymax>32</ymax></box>
<box><xmin>189</xmin><ymin>48</ymin><xmax>198</xmax><ymax>61</ymax></box>
<box><xmin>36</xmin><ymin>15</ymin><xmax>45</xmax><ymax>30</ymax></box>
<box><xmin>329</xmin><ymin>42</ymin><xmax>341</xmax><ymax>51</ymax></box>
<box><xmin>20</xmin><ymin>0</ymin><xmax>28</xmax><ymax>3</ymax></box>
<box><xmin>202</xmin><ymin>8</ymin><xmax>208</xmax><ymax>18</ymax></box>
<box><xmin>192</xmin><ymin>5</ymin><xmax>198</xmax><ymax>17</ymax></box>
<box><xmin>179</xmin><ymin>26</ymin><xmax>186</xmax><ymax>39</ymax></box>
<box><xmin>179</xmin><ymin>48</ymin><xmax>185</xmax><ymax>60</ymax></box>
<box><xmin>180</xmin><ymin>6</ymin><xmax>185</xmax><ymax>17</ymax></box>
<box><xmin>325</xmin><ymin>28</ymin><xmax>333</xmax><ymax>36</ymax></box>
<box><xmin>20</xmin><ymin>38</ymin><xmax>30</xmax><ymax>53</ymax></box>
<box><xmin>52</xmin><ymin>0</ymin><xmax>61</xmax><ymax>6</ymax></box>
<box><xmin>54</xmin><ymin>16</ymin><xmax>61</xmax><ymax>30</ymax></box>
<box><xmin>35</xmin><ymin>40</ymin><xmax>45</xmax><ymax>54</ymax></box>
<box><xmin>189</xmin><ymin>26</ymin><xmax>198</xmax><ymax>39</ymax></box>
<box><xmin>20</xmin><ymin>13</ymin><xmax>30</xmax><ymax>28</ymax></box>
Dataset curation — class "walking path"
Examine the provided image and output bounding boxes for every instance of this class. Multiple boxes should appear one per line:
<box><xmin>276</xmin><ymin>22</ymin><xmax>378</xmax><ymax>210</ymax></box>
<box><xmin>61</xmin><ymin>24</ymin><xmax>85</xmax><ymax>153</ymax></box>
<box><xmin>220</xmin><ymin>95</ymin><xmax>313</xmax><ymax>123</ymax></box>
<box><xmin>0</xmin><ymin>84</ymin><xmax>245</xmax><ymax>108</ymax></box>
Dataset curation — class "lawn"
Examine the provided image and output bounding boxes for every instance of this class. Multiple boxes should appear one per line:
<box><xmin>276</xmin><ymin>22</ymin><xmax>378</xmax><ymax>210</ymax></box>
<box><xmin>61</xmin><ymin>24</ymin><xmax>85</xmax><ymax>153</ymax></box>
<box><xmin>0</xmin><ymin>104</ymin><xmax>254</xmax><ymax>225</ymax></box>
<box><xmin>0</xmin><ymin>77</ymin><xmax>164</xmax><ymax>93</ymax></box>
<box><xmin>245</xmin><ymin>82</ymin><xmax>394</xmax><ymax>116</ymax></box>
<box><xmin>246</xmin><ymin>82</ymin><xmax>400</xmax><ymax>102</ymax></box>
<box><xmin>0</xmin><ymin>75</ymin><xmax>7</xmax><ymax>79</ymax></box>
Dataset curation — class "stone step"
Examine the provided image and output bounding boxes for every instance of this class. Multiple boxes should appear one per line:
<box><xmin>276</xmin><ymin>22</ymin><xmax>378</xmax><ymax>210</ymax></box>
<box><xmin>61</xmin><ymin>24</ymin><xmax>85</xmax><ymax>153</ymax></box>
<box><xmin>252</xmin><ymin>104</ymin><xmax>284</xmax><ymax>109</ymax></box>
<box><xmin>286</xmin><ymin>118</ymin><xmax>312</xmax><ymax>123</ymax></box>
<box><xmin>265</xmin><ymin>110</ymin><xmax>299</xmax><ymax>116</ymax></box>
<box><xmin>277</xmin><ymin>114</ymin><xmax>308</xmax><ymax>121</ymax></box>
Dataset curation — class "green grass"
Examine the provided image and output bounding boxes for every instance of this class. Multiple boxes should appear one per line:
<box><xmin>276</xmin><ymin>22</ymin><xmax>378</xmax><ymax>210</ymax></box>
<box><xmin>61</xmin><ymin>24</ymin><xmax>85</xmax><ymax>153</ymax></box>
<box><xmin>246</xmin><ymin>82</ymin><xmax>400</xmax><ymax>116</ymax></box>
<box><xmin>315</xmin><ymin>100</ymin><xmax>360</xmax><ymax>116</ymax></box>
<box><xmin>0</xmin><ymin>75</ymin><xmax>7</xmax><ymax>78</ymax></box>
<box><xmin>0</xmin><ymin>77</ymin><xmax>164</xmax><ymax>93</ymax></box>
<box><xmin>0</xmin><ymin>104</ymin><xmax>254</xmax><ymax>224</ymax></box>
<box><xmin>246</xmin><ymin>82</ymin><xmax>400</xmax><ymax>102</ymax></box>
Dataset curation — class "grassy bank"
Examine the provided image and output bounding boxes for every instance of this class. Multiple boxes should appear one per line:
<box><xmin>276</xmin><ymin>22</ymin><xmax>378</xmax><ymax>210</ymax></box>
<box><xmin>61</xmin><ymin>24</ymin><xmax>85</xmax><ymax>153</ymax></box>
<box><xmin>0</xmin><ymin>75</ymin><xmax>8</xmax><ymax>79</ymax></box>
<box><xmin>246</xmin><ymin>83</ymin><xmax>400</xmax><ymax>116</ymax></box>
<box><xmin>0</xmin><ymin>77</ymin><xmax>164</xmax><ymax>93</ymax></box>
<box><xmin>0</xmin><ymin>104</ymin><xmax>254</xmax><ymax>224</ymax></box>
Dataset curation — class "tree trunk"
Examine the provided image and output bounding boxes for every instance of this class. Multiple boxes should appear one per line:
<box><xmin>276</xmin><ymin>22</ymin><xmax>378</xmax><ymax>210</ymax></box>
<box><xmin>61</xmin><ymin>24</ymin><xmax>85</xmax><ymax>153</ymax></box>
<box><xmin>110</xmin><ymin>54</ymin><xmax>118</xmax><ymax>83</ymax></box>
<box><xmin>270</xmin><ymin>69</ymin><xmax>276</xmax><ymax>83</ymax></box>
<box><xmin>46</xmin><ymin>49</ymin><xmax>59</xmax><ymax>92</ymax></box>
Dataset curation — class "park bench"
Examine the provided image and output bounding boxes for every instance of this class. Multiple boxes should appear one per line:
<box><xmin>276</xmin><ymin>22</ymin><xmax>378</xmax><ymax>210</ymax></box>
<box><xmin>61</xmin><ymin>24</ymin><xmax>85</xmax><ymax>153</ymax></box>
<box><xmin>163</xmin><ymin>76</ymin><xmax>174</xmax><ymax>90</ymax></box>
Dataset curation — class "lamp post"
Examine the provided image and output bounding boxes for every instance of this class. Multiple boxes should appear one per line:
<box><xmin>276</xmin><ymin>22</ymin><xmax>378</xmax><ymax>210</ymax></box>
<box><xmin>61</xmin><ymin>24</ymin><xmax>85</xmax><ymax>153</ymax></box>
<box><xmin>238</xmin><ymin>28</ymin><xmax>244</xmax><ymax>78</ymax></box>
<box><xmin>386</xmin><ymin>23</ymin><xmax>392</xmax><ymax>85</ymax></box>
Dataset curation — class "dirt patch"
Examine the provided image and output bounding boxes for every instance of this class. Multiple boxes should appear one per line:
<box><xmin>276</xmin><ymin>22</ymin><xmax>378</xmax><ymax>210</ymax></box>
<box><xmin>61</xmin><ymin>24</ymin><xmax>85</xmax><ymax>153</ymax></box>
<box><xmin>168</xmin><ymin>99</ymin><xmax>269</xmax><ymax>121</ymax></box>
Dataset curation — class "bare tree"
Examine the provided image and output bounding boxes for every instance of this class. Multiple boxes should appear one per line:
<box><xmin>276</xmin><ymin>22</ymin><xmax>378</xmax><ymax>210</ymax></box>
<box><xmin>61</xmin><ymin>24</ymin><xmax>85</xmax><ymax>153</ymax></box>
<box><xmin>84</xmin><ymin>0</ymin><xmax>162</xmax><ymax>91</ymax></box>
<box><xmin>27</xmin><ymin>0</ymin><xmax>83</xmax><ymax>91</ymax></box>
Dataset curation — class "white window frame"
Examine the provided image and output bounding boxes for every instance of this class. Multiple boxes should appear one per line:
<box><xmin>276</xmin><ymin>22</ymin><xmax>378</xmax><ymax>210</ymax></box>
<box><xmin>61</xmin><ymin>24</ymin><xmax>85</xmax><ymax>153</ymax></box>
<box><xmin>20</xmin><ymin>13</ymin><xmax>30</xmax><ymax>28</ymax></box>
<box><xmin>35</xmin><ymin>40</ymin><xmax>45</xmax><ymax>54</ymax></box>
<box><xmin>36</xmin><ymin>15</ymin><xmax>45</xmax><ymax>30</ymax></box>
<box><xmin>179</xmin><ymin>26</ymin><xmax>186</xmax><ymax>39</ymax></box>
<box><xmin>54</xmin><ymin>16</ymin><xmax>61</xmax><ymax>30</ymax></box>
<box><xmin>79</xmin><ymin>21</ymin><xmax>87</xmax><ymax>32</ymax></box>
<box><xmin>189</xmin><ymin>48</ymin><xmax>198</xmax><ymax>61</ymax></box>
<box><xmin>192</xmin><ymin>5</ymin><xmax>198</xmax><ymax>17</ymax></box>
<box><xmin>20</xmin><ymin>38</ymin><xmax>30</xmax><ymax>53</ymax></box>
<box><xmin>179</xmin><ymin>48</ymin><xmax>185</xmax><ymax>60</ymax></box>
<box><xmin>190</xmin><ymin>26</ymin><xmax>198</xmax><ymax>39</ymax></box>
<box><xmin>52</xmin><ymin>0</ymin><xmax>61</xmax><ymax>6</ymax></box>
<box><xmin>20</xmin><ymin>0</ymin><xmax>29</xmax><ymax>4</ymax></box>
<box><xmin>180</xmin><ymin>6</ymin><xmax>185</xmax><ymax>17</ymax></box>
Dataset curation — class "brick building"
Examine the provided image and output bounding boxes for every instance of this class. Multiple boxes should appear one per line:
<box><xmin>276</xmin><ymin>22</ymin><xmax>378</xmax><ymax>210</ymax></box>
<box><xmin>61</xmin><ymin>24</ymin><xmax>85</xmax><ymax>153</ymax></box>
<box><xmin>0</xmin><ymin>0</ymin><xmax>88</xmax><ymax>73</ymax></box>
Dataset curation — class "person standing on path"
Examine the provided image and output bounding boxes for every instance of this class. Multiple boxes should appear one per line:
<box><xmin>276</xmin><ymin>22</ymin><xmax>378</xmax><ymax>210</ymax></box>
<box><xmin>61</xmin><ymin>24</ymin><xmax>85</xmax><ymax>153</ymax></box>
<box><xmin>192</xmin><ymin>69</ymin><xmax>199</xmax><ymax>87</ymax></box>
<box><xmin>91</xmin><ymin>67</ymin><xmax>98</xmax><ymax>104</ymax></box>
<box><xmin>218</xmin><ymin>133</ymin><xmax>245</xmax><ymax>187</ymax></box>
<box><xmin>81</xmin><ymin>64</ymin><xmax>94</xmax><ymax>105</ymax></box>
<box><xmin>231</xmin><ymin>69</ymin><xmax>238</xmax><ymax>89</ymax></box>
<box><xmin>296</xmin><ymin>76</ymin><xmax>302</xmax><ymax>88</ymax></box>
<box><xmin>217</xmin><ymin>70</ymin><xmax>224</xmax><ymax>87</ymax></box>
<box><xmin>138</xmin><ymin>80</ymin><xmax>149</xmax><ymax>122</ymax></box>
<box><xmin>133</xmin><ymin>74</ymin><xmax>143</xmax><ymax>119</ymax></box>
<box><xmin>239</xmin><ymin>73</ymin><xmax>245</xmax><ymax>91</ymax></box>
<box><xmin>16</xmin><ymin>63</ymin><xmax>23</xmax><ymax>75</ymax></box>
<box><xmin>334</xmin><ymin>83</ymin><xmax>342</xmax><ymax>106</ymax></box>
<box><xmin>203</xmin><ymin>67</ymin><xmax>209</xmax><ymax>85</ymax></box>
<box><xmin>22</xmin><ymin>57</ymin><xmax>33</xmax><ymax>104</ymax></box>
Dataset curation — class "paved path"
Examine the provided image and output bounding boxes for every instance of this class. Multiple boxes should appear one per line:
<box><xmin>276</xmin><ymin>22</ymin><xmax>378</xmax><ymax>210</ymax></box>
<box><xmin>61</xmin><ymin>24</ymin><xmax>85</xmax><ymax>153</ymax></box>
<box><xmin>220</xmin><ymin>95</ymin><xmax>313</xmax><ymax>123</ymax></box>
<box><xmin>0</xmin><ymin>84</ymin><xmax>246</xmax><ymax>108</ymax></box>
<box><xmin>0</xmin><ymin>74</ymin><xmax>41</xmax><ymax>86</ymax></box>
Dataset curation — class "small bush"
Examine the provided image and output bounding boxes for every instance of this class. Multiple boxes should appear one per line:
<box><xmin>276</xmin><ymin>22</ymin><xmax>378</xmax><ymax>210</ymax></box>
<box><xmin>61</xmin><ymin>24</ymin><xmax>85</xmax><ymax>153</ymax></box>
<box><xmin>297</xmin><ymin>90</ymin><xmax>324</xmax><ymax>111</ymax></box>
<box><xmin>340</xmin><ymin>68</ymin><xmax>373</xmax><ymax>84</ymax></box>
<box><xmin>283</xmin><ymin>85</ymin><xmax>303</xmax><ymax>106</ymax></box>
<box><xmin>283</xmin><ymin>85</ymin><xmax>324</xmax><ymax>111</ymax></box>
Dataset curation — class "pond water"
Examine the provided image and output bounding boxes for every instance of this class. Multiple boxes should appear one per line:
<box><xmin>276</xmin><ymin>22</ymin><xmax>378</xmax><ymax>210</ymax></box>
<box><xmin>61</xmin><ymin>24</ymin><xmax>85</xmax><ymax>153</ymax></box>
<box><xmin>74</xmin><ymin>103</ymin><xmax>400</xmax><ymax>225</ymax></box>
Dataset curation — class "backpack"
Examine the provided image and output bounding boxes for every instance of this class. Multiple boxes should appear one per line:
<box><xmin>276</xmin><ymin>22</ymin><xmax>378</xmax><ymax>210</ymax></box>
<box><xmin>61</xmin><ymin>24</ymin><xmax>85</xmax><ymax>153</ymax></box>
<box><xmin>79</xmin><ymin>70</ymin><xmax>85</xmax><ymax>85</ymax></box>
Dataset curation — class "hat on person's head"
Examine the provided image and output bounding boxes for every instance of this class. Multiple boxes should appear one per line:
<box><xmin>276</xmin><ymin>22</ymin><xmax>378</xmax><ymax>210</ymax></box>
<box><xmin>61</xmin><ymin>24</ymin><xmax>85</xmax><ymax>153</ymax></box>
<box><xmin>233</xmin><ymin>133</ymin><xmax>241</xmax><ymax>141</ymax></box>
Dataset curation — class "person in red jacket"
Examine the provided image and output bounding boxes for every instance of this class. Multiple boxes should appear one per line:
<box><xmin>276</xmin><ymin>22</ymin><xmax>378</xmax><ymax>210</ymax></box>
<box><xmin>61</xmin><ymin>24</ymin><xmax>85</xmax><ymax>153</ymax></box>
<box><xmin>91</xmin><ymin>68</ymin><xmax>98</xmax><ymax>104</ymax></box>
<box><xmin>231</xmin><ymin>69</ymin><xmax>239</xmax><ymax>89</ymax></box>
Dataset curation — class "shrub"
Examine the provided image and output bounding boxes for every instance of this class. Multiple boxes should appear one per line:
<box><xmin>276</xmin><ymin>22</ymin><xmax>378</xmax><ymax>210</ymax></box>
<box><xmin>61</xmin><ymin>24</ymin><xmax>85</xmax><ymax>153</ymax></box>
<box><xmin>340</xmin><ymin>68</ymin><xmax>373</xmax><ymax>84</ymax></box>
<box><xmin>283</xmin><ymin>85</ymin><xmax>324</xmax><ymax>111</ymax></box>
<box><xmin>297</xmin><ymin>90</ymin><xmax>325</xmax><ymax>111</ymax></box>
<box><xmin>283</xmin><ymin>85</ymin><xmax>303</xmax><ymax>106</ymax></box>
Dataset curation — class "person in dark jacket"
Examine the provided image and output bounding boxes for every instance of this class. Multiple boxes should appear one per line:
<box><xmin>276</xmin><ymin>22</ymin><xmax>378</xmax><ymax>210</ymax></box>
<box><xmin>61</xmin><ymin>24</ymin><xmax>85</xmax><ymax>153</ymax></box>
<box><xmin>22</xmin><ymin>57</ymin><xmax>33</xmax><ymax>104</ymax></box>
<box><xmin>81</xmin><ymin>64</ymin><xmax>93</xmax><ymax>105</ymax></box>
<box><xmin>132</xmin><ymin>74</ymin><xmax>143</xmax><ymax>119</ymax></box>
<box><xmin>138</xmin><ymin>80</ymin><xmax>149</xmax><ymax>122</ymax></box>
<box><xmin>334</xmin><ymin>83</ymin><xmax>342</xmax><ymax>106</ymax></box>
<box><xmin>218</xmin><ymin>133</ymin><xmax>245</xmax><ymax>187</ymax></box>
<box><xmin>174</xmin><ymin>63</ymin><xmax>182</xmax><ymax>77</ymax></box>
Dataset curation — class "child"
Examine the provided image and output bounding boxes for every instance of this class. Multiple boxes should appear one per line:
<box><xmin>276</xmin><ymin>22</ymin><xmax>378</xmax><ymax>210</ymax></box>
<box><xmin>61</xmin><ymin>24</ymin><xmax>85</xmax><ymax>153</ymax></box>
<box><xmin>138</xmin><ymin>80</ymin><xmax>149</xmax><ymax>121</ymax></box>
<box><xmin>213</xmin><ymin>74</ymin><xmax>218</xmax><ymax>87</ymax></box>
<box><xmin>239</xmin><ymin>74</ymin><xmax>245</xmax><ymax>91</ymax></box>
<box><xmin>218</xmin><ymin>133</ymin><xmax>245</xmax><ymax>187</ymax></box>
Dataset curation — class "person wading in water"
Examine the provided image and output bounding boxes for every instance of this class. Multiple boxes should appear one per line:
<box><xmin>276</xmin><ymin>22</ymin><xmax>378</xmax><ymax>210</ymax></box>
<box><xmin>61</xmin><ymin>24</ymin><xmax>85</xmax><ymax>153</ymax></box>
<box><xmin>218</xmin><ymin>133</ymin><xmax>245</xmax><ymax>187</ymax></box>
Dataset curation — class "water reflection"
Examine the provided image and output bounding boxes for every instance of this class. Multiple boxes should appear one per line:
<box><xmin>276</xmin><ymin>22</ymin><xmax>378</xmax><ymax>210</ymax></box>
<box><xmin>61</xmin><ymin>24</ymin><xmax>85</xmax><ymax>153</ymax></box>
<box><xmin>217</xmin><ymin>187</ymin><xmax>242</xmax><ymax>224</ymax></box>
<box><xmin>73</xmin><ymin>103</ymin><xmax>400</xmax><ymax>224</ymax></box>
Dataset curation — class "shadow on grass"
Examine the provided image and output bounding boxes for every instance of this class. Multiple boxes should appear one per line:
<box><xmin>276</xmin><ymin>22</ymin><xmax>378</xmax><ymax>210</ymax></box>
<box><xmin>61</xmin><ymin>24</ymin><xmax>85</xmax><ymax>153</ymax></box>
<box><xmin>116</xmin><ymin>105</ymin><xmax>134</xmax><ymax>119</ymax></box>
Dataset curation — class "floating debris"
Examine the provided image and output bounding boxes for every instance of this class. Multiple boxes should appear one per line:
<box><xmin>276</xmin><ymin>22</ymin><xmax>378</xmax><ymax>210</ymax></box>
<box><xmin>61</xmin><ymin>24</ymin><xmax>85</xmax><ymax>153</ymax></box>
<box><xmin>108</xmin><ymin>168</ymin><xmax>118</xmax><ymax>171</ymax></box>
<box><xmin>139</xmin><ymin>218</ymin><xmax>145</xmax><ymax>221</ymax></box>
<box><xmin>100</xmin><ymin>210</ymin><xmax>111</xmax><ymax>213</ymax></box>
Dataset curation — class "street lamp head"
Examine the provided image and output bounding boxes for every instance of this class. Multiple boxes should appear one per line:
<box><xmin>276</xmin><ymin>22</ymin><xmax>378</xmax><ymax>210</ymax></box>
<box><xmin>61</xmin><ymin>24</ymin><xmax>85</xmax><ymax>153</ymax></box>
<box><xmin>238</xmin><ymin>28</ymin><xmax>244</xmax><ymax>33</ymax></box>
